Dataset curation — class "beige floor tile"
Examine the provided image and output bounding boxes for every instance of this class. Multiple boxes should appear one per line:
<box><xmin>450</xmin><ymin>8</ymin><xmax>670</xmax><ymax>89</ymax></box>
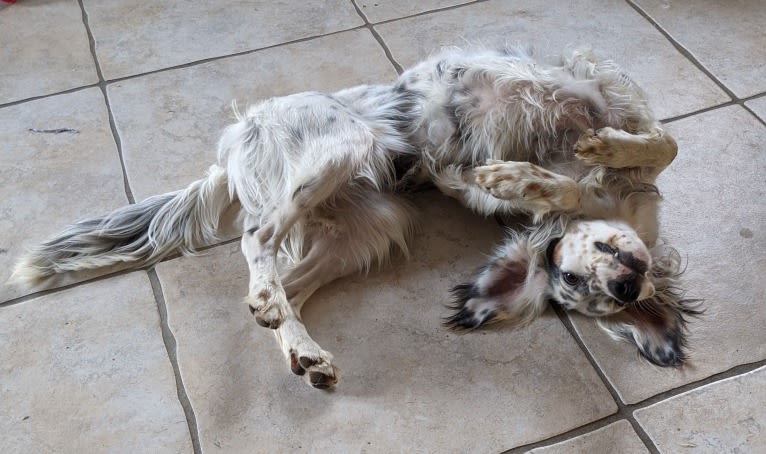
<box><xmin>0</xmin><ymin>88</ymin><xmax>128</xmax><ymax>303</ymax></box>
<box><xmin>746</xmin><ymin>96</ymin><xmax>766</xmax><ymax>122</ymax></box>
<box><xmin>375</xmin><ymin>0</ymin><xmax>728</xmax><ymax>119</ymax></box>
<box><xmin>155</xmin><ymin>193</ymin><xmax>616</xmax><ymax>452</ymax></box>
<box><xmin>108</xmin><ymin>29</ymin><xmax>397</xmax><ymax>202</ymax></box>
<box><xmin>0</xmin><ymin>0</ymin><xmax>98</xmax><ymax>104</ymax></box>
<box><xmin>357</xmin><ymin>0</ymin><xmax>472</xmax><ymax>23</ymax></box>
<box><xmin>635</xmin><ymin>366</ymin><xmax>766</xmax><ymax>453</ymax></box>
<box><xmin>569</xmin><ymin>105</ymin><xmax>766</xmax><ymax>404</ymax></box>
<box><xmin>530</xmin><ymin>420</ymin><xmax>648</xmax><ymax>454</ymax></box>
<box><xmin>634</xmin><ymin>0</ymin><xmax>766</xmax><ymax>98</ymax></box>
<box><xmin>0</xmin><ymin>273</ymin><xmax>192</xmax><ymax>453</ymax></box>
<box><xmin>82</xmin><ymin>0</ymin><xmax>363</xmax><ymax>80</ymax></box>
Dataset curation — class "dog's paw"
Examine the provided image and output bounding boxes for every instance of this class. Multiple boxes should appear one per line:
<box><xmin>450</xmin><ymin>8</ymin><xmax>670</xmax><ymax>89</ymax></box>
<box><xmin>574</xmin><ymin>127</ymin><xmax>623</xmax><ymax>166</ymax></box>
<box><xmin>576</xmin><ymin>127</ymin><xmax>678</xmax><ymax>169</ymax></box>
<box><xmin>288</xmin><ymin>345</ymin><xmax>339</xmax><ymax>389</ymax></box>
<box><xmin>474</xmin><ymin>161</ymin><xmax>580</xmax><ymax>213</ymax></box>
<box><xmin>244</xmin><ymin>284</ymin><xmax>288</xmax><ymax>329</ymax></box>
<box><xmin>475</xmin><ymin>161</ymin><xmax>542</xmax><ymax>198</ymax></box>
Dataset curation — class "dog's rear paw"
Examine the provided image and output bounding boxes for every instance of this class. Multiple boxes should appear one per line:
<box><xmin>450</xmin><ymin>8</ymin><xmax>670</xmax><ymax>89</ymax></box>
<box><xmin>289</xmin><ymin>347</ymin><xmax>339</xmax><ymax>389</ymax></box>
<box><xmin>245</xmin><ymin>287</ymin><xmax>287</xmax><ymax>329</ymax></box>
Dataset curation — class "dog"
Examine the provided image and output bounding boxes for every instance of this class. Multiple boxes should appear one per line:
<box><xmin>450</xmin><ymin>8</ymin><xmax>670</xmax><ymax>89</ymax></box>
<box><xmin>11</xmin><ymin>46</ymin><xmax>700</xmax><ymax>389</ymax></box>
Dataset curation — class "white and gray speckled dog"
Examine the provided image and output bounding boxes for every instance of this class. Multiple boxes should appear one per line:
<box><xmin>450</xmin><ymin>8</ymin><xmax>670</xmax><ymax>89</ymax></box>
<box><xmin>12</xmin><ymin>46</ymin><xmax>700</xmax><ymax>389</ymax></box>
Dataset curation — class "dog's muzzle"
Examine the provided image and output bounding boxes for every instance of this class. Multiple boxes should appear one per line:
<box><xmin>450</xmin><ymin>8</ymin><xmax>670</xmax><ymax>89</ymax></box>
<box><xmin>608</xmin><ymin>273</ymin><xmax>655</xmax><ymax>305</ymax></box>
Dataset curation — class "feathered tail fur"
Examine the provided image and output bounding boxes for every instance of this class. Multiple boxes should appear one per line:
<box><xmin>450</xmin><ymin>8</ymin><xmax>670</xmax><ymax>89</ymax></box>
<box><xmin>11</xmin><ymin>165</ymin><xmax>231</xmax><ymax>284</ymax></box>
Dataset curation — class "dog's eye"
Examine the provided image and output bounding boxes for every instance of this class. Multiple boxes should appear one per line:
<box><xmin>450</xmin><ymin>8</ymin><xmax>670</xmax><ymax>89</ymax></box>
<box><xmin>562</xmin><ymin>272</ymin><xmax>582</xmax><ymax>286</ymax></box>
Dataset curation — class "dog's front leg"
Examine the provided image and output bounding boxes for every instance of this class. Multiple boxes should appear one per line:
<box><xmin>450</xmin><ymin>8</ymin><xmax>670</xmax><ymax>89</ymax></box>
<box><xmin>473</xmin><ymin>161</ymin><xmax>581</xmax><ymax>222</ymax></box>
<box><xmin>574</xmin><ymin>127</ymin><xmax>678</xmax><ymax>171</ymax></box>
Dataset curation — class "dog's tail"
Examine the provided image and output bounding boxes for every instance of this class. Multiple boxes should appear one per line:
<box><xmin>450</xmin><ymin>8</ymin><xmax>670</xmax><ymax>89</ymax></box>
<box><xmin>11</xmin><ymin>164</ymin><xmax>232</xmax><ymax>285</ymax></box>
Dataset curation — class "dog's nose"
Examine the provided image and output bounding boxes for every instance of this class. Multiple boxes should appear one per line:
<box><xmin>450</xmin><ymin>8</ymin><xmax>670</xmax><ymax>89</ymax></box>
<box><xmin>608</xmin><ymin>273</ymin><xmax>641</xmax><ymax>304</ymax></box>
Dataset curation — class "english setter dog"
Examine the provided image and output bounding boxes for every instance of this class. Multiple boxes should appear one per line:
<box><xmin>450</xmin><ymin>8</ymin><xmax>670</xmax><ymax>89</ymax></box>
<box><xmin>12</xmin><ymin>46</ymin><xmax>699</xmax><ymax>389</ymax></box>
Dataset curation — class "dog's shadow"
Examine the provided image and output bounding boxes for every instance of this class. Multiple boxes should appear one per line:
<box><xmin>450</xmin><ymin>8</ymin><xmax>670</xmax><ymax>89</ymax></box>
<box><xmin>294</xmin><ymin>191</ymin><xmax>557</xmax><ymax>398</ymax></box>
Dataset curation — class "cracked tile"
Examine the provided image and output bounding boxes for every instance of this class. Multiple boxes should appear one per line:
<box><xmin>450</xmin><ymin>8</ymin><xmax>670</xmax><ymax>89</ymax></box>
<box><xmin>108</xmin><ymin>29</ymin><xmax>397</xmax><ymax>202</ymax></box>
<box><xmin>0</xmin><ymin>88</ymin><xmax>128</xmax><ymax>302</ymax></box>
<box><xmin>375</xmin><ymin>0</ymin><xmax>728</xmax><ymax>119</ymax></box>
<box><xmin>0</xmin><ymin>273</ymin><xmax>191</xmax><ymax>453</ymax></box>
<box><xmin>82</xmin><ymin>0</ymin><xmax>363</xmax><ymax>79</ymax></box>
<box><xmin>569</xmin><ymin>106</ymin><xmax>766</xmax><ymax>404</ymax></box>
<box><xmin>634</xmin><ymin>0</ymin><xmax>766</xmax><ymax>98</ymax></box>
<box><xmin>0</xmin><ymin>0</ymin><xmax>98</xmax><ymax>104</ymax></box>
<box><xmin>530</xmin><ymin>420</ymin><xmax>648</xmax><ymax>454</ymax></box>
<box><xmin>155</xmin><ymin>193</ymin><xmax>616</xmax><ymax>452</ymax></box>
<box><xmin>635</xmin><ymin>366</ymin><xmax>766</xmax><ymax>453</ymax></box>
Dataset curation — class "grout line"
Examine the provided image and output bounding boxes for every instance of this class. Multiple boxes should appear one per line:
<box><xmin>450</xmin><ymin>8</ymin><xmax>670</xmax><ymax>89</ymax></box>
<box><xmin>624</xmin><ymin>0</ymin><xmax>738</xmax><ymax>102</ymax></box>
<box><xmin>77</xmin><ymin>0</ymin><xmax>135</xmax><ymax>204</ymax></box>
<box><xmin>628</xmin><ymin>359</ymin><xmax>766</xmax><ymax>409</ymax></box>
<box><xmin>660</xmin><ymin>101</ymin><xmax>736</xmax><ymax>124</ymax></box>
<box><xmin>0</xmin><ymin>236</ymin><xmax>242</xmax><ymax>309</ymax></box>
<box><xmin>742</xmin><ymin>103</ymin><xmax>766</xmax><ymax>128</ymax></box>
<box><xmin>2</xmin><ymin>0</ymin><xmax>494</xmax><ymax>112</ymax></box>
<box><xmin>505</xmin><ymin>303</ymin><xmax>766</xmax><ymax>452</ymax></box>
<box><xmin>624</xmin><ymin>1</ymin><xmax>766</xmax><ymax>129</ymax></box>
<box><xmin>660</xmin><ymin>93</ymin><xmax>766</xmax><ymax>126</ymax></box>
<box><xmin>0</xmin><ymin>25</ymin><xmax>363</xmax><ymax>110</ymax></box>
<box><xmin>4</xmin><ymin>2</ymin><xmax>764</xmax><ymax>450</ymax></box>
<box><xmin>349</xmin><ymin>0</ymin><xmax>495</xmax><ymax>76</ymax></box>
<box><xmin>99</xmin><ymin>25</ymin><xmax>367</xmax><ymax>85</ymax></box>
<box><xmin>503</xmin><ymin>415</ymin><xmax>645</xmax><ymax>454</ymax></box>
<box><xmin>349</xmin><ymin>0</ymin><xmax>404</xmax><ymax>74</ymax></box>
<box><xmin>1</xmin><ymin>267</ymin><xmax>147</xmax><ymax>309</ymax></box>
<box><xmin>371</xmin><ymin>0</ymin><xmax>490</xmax><ymax>27</ymax></box>
<box><xmin>551</xmin><ymin>305</ymin><xmax>659</xmax><ymax>453</ymax></box>
<box><xmin>146</xmin><ymin>269</ymin><xmax>203</xmax><ymax>454</ymax></box>
<box><xmin>0</xmin><ymin>83</ymin><xmax>101</xmax><ymax>110</ymax></box>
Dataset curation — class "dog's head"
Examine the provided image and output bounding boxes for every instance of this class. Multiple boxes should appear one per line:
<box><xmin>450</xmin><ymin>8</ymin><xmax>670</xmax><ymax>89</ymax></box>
<box><xmin>547</xmin><ymin>220</ymin><xmax>655</xmax><ymax>316</ymax></box>
<box><xmin>447</xmin><ymin>217</ymin><xmax>700</xmax><ymax>367</ymax></box>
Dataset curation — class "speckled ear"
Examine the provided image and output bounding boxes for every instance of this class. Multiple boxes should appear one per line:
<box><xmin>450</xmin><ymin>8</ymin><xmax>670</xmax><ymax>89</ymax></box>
<box><xmin>444</xmin><ymin>234</ymin><xmax>551</xmax><ymax>331</ymax></box>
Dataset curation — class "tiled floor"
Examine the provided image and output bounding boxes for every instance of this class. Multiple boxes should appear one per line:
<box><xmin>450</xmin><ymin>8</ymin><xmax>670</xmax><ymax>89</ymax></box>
<box><xmin>1</xmin><ymin>0</ymin><xmax>764</xmax><ymax>452</ymax></box>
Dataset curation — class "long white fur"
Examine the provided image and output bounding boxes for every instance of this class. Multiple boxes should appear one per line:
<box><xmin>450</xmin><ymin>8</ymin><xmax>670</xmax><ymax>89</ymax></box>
<box><xmin>10</xmin><ymin>45</ymin><xmax>696</xmax><ymax>387</ymax></box>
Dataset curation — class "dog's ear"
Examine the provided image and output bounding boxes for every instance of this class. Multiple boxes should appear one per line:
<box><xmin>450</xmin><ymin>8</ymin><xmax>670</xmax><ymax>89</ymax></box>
<box><xmin>445</xmin><ymin>235</ymin><xmax>551</xmax><ymax>330</ymax></box>
<box><xmin>595</xmin><ymin>300</ymin><xmax>697</xmax><ymax>367</ymax></box>
<box><xmin>596</xmin><ymin>246</ymin><xmax>703</xmax><ymax>367</ymax></box>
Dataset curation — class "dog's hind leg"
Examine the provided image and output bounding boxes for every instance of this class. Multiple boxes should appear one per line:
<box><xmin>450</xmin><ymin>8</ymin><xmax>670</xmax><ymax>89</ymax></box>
<box><xmin>241</xmin><ymin>225</ymin><xmax>293</xmax><ymax>329</ymax></box>
<box><xmin>271</xmin><ymin>191</ymin><xmax>415</xmax><ymax>388</ymax></box>
<box><xmin>270</xmin><ymin>249</ymin><xmax>351</xmax><ymax>389</ymax></box>
<box><xmin>240</xmin><ymin>144</ymin><xmax>365</xmax><ymax>329</ymax></box>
